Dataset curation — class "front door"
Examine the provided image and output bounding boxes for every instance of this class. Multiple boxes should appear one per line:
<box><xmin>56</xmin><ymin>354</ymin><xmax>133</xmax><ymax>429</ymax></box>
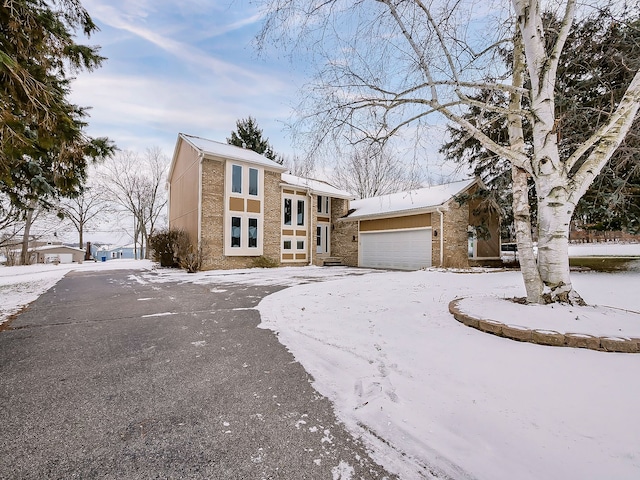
<box><xmin>316</xmin><ymin>223</ymin><xmax>330</xmax><ymax>255</ymax></box>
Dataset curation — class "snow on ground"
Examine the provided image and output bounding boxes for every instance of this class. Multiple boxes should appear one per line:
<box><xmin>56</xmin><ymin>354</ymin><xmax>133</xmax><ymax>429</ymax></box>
<box><xmin>569</xmin><ymin>242</ymin><xmax>640</xmax><ymax>257</ymax></box>
<box><xmin>2</xmin><ymin>257</ymin><xmax>640</xmax><ymax>479</ymax></box>
<box><xmin>257</xmin><ymin>269</ymin><xmax>640</xmax><ymax>480</ymax></box>
<box><xmin>0</xmin><ymin>259</ymin><xmax>153</xmax><ymax>325</ymax></box>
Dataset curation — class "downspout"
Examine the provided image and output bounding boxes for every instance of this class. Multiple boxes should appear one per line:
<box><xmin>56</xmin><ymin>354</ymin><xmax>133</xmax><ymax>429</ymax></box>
<box><xmin>436</xmin><ymin>207</ymin><xmax>444</xmax><ymax>267</ymax></box>
<box><xmin>197</xmin><ymin>152</ymin><xmax>204</xmax><ymax>245</ymax></box>
<box><xmin>307</xmin><ymin>188</ymin><xmax>313</xmax><ymax>266</ymax></box>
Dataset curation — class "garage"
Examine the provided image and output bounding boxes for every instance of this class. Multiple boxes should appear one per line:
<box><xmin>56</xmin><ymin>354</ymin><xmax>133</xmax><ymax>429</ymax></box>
<box><xmin>360</xmin><ymin>228</ymin><xmax>432</xmax><ymax>270</ymax></box>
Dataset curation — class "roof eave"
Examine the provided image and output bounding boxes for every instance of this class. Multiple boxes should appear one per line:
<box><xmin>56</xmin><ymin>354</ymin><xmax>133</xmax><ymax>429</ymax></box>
<box><xmin>279</xmin><ymin>182</ymin><xmax>355</xmax><ymax>200</ymax></box>
<box><xmin>341</xmin><ymin>203</ymin><xmax>449</xmax><ymax>222</ymax></box>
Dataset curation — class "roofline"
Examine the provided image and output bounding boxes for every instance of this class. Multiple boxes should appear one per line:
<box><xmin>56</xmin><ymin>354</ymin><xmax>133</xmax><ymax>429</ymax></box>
<box><xmin>180</xmin><ymin>133</ymin><xmax>288</xmax><ymax>173</ymax></box>
<box><xmin>279</xmin><ymin>182</ymin><xmax>354</xmax><ymax>200</ymax></box>
<box><xmin>340</xmin><ymin>204</ymin><xmax>450</xmax><ymax>222</ymax></box>
<box><xmin>342</xmin><ymin>178</ymin><xmax>480</xmax><ymax>221</ymax></box>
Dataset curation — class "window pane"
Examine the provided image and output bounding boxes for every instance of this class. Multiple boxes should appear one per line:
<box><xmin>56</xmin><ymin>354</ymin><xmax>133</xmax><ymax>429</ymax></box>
<box><xmin>316</xmin><ymin>227</ymin><xmax>321</xmax><ymax>246</ymax></box>
<box><xmin>231</xmin><ymin>217</ymin><xmax>241</xmax><ymax>247</ymax></box>
<box><xmin>325</xmin><ymin>196</ymin><xmax>330</xmax><ymax>214</ymax></box>
<box><xmin>317</xmin><ymin>196</ymin><xmax>323</xmax><ymax>213</ymax></box>
<box><xmin>283</xmin><ymin>240</ymin><xmax>292</xmax><ymax>250</ymax></box>
<box><xmin>232</xmin><ymin>165</ymin><xmax>242</xmax><ymax>193</ymax></box>
<box><xmin>297</xmin><ymin>240</ymin><xmax>304</xmax><ymax>250</ymax></box>
<box><xmin>284</xmin><ymin>199</ymin><xmax>292</xmax><ymax>225</ymax></box>
<box><xmin>249</xmin><ymin>168</ymin><xmax>258</xmax><ymax>196</ymax></box>
<box><xmin>297</xmin><ymin>200</ymin><xmax>305</xmax><ymax>225</ymax></box>
<box><xmin>248</xmin><ymin>218</ymin><xmax>258</xmax><ymax>248</ymax></box>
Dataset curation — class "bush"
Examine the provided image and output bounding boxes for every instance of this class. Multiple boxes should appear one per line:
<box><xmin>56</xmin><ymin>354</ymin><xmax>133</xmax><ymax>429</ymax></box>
<box><xmin>251</xmin><ymin>255</ymin><xmax>280</xmax><ymax>268</ymax></box>
<box><xmin>148</xmin><ymin>229</ymin><xmax>189</xmax><ymax>267</ymax></box>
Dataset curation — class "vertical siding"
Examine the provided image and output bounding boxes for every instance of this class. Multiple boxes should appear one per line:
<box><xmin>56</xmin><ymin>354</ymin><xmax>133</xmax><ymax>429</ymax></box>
<box><xmin>169</xmin><ymin>140</ymin><xmax>200</xmax><ymax>244</ymax></box>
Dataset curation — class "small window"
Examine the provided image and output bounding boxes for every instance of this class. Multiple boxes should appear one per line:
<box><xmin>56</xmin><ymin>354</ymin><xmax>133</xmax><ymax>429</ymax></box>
<box><xmin>297</xmin><ymin>200</ymin><xmax>305</xmax><ymax>225</ymax></box>
<box><xmin>283</xmin><ymin>240</ymin><xmax>292</xmax><ymax>250</ymax></box>
<box><xmin>317</xmin><ymin>195</ymin><xmax>323</xmax><ymax>213</ymax></box>
<box><xmin>316</xmin><ymin>227</ymin><xmax>322</xmax><ymax>246</ymax></box>
<box><xmin>297</xmin><ymin>240</ymin><xmax>304</xmax><ymax>250</ymax></box>
<box><xmin>249</xmin><ymin>168</ymin><xmax>258</xmax><ymax>196</ymax></box>
<box><xmin>325</xmin><ymin>196</ymin><xmax>330</xmax><ymax>214</ymax></box>
<box><xmin>232</xmin><ymin>165</ymin><xmax>242</xmax><ymax>193</ymax></box>
<box><xmin>284</xmin><ymin>199</ymin><xmax>292</xmax><ymax>225</ymax></box>
<box><xmin>248</xmin><ymin>218</ymin><xmax>258</xmax><ymax>248</ymax></box>
<box><xmin>231</xmin><ymin>217</ymin><xmax>241</xmax><ymax>247</ymax></box>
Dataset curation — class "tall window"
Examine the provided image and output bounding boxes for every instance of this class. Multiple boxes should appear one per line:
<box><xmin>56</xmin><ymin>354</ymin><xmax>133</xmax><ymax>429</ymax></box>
<box><xmin>248</xmin><ymin>218</ymin><xmax>258</xmax><ymax>248</ymax></box>
<box><xmin>317</xmin><ymin>195</ymin><xmax>330</xmax><ymax>215</ymax></box>
<box><xmin>232</xmin><ymin>165</ymin><xmax>242</xmax><ymax>193</ymax></box>
<box><xmin>297</xmin><ymin>200</ymin><xmax>305</xmax><ymax>225</ymax></box>
<box><xmin>284</xmin><ymin>199</ymin><xmax>292</xmax><ymax>225</ymax></box>
<box><xmin>231</xmin><ymin>217</ymin><xmax>241</xmax><ymax>247</ymax></box>
<box><xmin>249</xmin><ymin>168</ymin><xmax>258</xmax><ymax>196</ymax></box>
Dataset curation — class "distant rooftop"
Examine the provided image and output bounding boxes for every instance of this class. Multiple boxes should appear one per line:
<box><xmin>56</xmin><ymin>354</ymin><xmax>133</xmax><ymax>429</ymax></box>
<box><xmin>346</xmin><ymin>179</ymin><xmax>476</xmax><ymax>220</ymax></box>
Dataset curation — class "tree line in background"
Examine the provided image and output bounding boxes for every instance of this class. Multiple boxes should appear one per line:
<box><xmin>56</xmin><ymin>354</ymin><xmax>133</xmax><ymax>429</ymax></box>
<box><xmin>0</xmin><ymin>1</ymin><xmax>170</xmax><ymax>265</ymax></box>
<box><xmin>0</xmin><ymin>148</ymin><xmax>169</xmax><ymax>265</ymax></box>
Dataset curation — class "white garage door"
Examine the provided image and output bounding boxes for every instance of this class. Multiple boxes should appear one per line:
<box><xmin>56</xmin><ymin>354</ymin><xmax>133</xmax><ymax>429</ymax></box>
<box><xmin>360</xmin><ymin>228</ymin><xmax>432</xmax><ymax>270</ymax></box>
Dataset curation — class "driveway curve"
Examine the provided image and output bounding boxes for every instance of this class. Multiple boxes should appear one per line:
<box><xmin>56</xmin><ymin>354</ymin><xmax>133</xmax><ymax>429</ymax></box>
<box><xmin>0</xmin><ymin>269</ymin><xmax>394</xmax><ymax>479</ymax></box>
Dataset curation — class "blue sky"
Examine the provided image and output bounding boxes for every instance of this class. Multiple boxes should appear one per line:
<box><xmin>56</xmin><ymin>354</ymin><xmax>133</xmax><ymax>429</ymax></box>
<box><xmin>70</xmin><ymin>0</ymin><xmax>299</xmax><ymax>158</ymax></box>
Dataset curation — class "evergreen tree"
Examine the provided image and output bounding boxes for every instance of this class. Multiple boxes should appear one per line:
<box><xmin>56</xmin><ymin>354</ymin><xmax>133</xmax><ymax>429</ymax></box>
<box><xmin>227</xmin><ymin>116</ymin><xmax>281</xmax><ymax>163</ymax></box>
<box><xmin>0</xmin><ymin>0</ymin><xmax>114</xmax><ymax>215</ymax></box>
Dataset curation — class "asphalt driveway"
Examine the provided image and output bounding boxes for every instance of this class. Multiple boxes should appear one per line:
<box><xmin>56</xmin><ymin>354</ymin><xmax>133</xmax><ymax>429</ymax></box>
<box><xmin>0</xmin><ymin>269</ymin><xmax>394</xmax><ymax>479</ymax></box>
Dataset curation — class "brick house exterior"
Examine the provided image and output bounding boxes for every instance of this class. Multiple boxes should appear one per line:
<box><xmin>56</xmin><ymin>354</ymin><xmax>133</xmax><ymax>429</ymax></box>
<box><xmin>167</xmin><ymin>134</ymin><xmax>500</xmax><ymax>271</ymax></box>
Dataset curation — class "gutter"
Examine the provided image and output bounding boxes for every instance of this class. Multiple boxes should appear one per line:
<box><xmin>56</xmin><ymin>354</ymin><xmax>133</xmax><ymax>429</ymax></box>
<box><xmin>197</xmin><ymin>152</ymin><xmax>204</xmax><ymax>245</ymax></box>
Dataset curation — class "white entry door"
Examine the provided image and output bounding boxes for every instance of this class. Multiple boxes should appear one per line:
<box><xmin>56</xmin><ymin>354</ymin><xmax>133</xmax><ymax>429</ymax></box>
<box><xmin>316</xmin><ymin>223</ymin><xmax>330</xmax><ymax>255</ymax></box>
<box><xmin>360</xmin><ymin>228</ymin><xmax>432</xmax><ymax>270</ymax></box>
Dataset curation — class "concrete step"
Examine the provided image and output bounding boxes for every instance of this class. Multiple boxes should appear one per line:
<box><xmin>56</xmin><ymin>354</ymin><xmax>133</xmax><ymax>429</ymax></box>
<box><xmin>322</xmin><ymin>257</ymin><xmax>344</xmax><ymax>266</ymax></box>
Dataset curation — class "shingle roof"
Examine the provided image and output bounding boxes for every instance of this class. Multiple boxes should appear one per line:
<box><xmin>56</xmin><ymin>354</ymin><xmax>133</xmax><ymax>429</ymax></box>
<box><xmin>179</xmin><ymin>133</ymin><xmax>288</xmax><ymax>171</ymax></box>
<box><xmin>281</xmin><ymin>173</ymin><xmax>355</xmax><ymax>199</ymax></box>
<box><xmin>346</xmin><ymin>178</ymin><xmax>476</xmax><ymax>220</ymax></box>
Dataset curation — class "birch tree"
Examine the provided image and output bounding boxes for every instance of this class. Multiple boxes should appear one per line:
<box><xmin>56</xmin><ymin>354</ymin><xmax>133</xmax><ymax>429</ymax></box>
<box><xmin>258</xmin><ymin>0</ymin><xmax>640</xmax><ymax>304</ymax></box>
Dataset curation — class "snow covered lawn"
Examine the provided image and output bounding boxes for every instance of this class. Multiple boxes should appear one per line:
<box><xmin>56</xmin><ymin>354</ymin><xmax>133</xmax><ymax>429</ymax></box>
<box><xmin>258</xmin><ymin>269</ymin><xmax>640</xmax><ymax>480</ymax></box>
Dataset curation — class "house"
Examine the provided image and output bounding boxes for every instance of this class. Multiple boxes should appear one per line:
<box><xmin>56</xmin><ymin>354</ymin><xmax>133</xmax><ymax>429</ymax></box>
<box><xmin>92</xmin><ymin>244</ymin><xmax>145</xmax><ymax>261</ymax></box>
<box><xmin>341</xmin><ymin>179</ymin><xmax>501</xmax><ymax>269</ymax></box>
<box><xmin>32</xmin><ymin>245</ymin><xmax>86</xmax><ymax>264</ymax></box>
<box><xmin>167</xmin><ymin>133</ymin><xmax>500</xmax><ymax>271</ymax></box>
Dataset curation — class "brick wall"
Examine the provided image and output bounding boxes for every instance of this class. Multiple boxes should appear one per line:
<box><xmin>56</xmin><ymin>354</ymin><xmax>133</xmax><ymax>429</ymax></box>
<box><xmin>441</xmin><ymin>199</ymin><xmax>470</xmax><ymax>268</ymax></box>
<box><xmin>200</xmin><ymin>159</ymin><xmax>224</xmax><ymax>269</ymax></box>
<box><xmin>199</xmin><ymin>161</ymin><xmax>283</xmax><ymax>270</ymax></box>
<box><xmin>263</xmin><ymin>171</ymin><xmax>282</xmax><ymax>264</ymax></box>
<box><xmin>331</xmin><ymin>199</ymin><xmax>359</xmax><ymax>267</ymax></box>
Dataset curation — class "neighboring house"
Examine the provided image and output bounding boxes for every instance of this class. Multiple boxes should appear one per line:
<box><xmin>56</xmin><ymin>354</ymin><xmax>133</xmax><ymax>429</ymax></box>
<box><xmin>32</xmin><ymin>245</ymin><xmax>86</xmax><ymax>264</ymax></box>
<box><xmin>92</xmin><ymin>244</ymin><xmax>145</xmax><ymax>261</ymax></box>
<box><xmin>167</xmin><ymin>133</ymin><xmax>500</xmax><ymax>271</ymax></box>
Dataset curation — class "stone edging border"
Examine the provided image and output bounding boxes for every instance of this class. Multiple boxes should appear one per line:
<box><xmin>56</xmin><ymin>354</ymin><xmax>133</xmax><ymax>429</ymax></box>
<box><xmin>448</xmin><ymin>298</ymin><xmax>640</xmax><ymax>353</ymax></box>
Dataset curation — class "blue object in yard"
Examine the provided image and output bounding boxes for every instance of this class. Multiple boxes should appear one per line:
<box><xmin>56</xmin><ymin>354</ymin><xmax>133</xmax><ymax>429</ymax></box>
<box><xmin>101</xmin><ymin>256</ymin><xmax>106</xmax><ymax>262</ymax></box>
